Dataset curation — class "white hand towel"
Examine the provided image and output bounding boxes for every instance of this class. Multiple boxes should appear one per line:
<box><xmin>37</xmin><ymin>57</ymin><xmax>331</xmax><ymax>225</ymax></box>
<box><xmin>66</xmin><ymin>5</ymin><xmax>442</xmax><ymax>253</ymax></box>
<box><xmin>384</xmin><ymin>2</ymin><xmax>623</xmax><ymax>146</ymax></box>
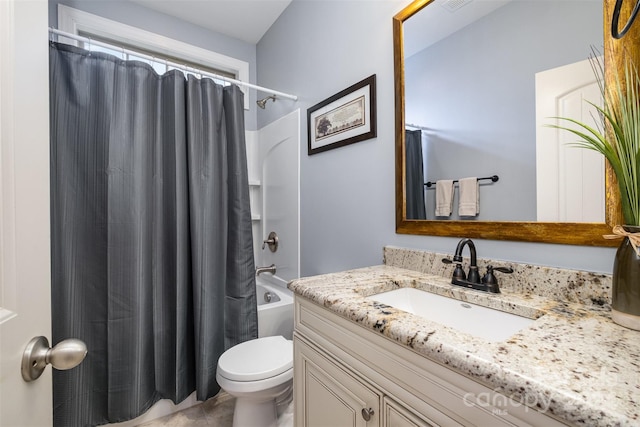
<box><xmin>458</xmin><ymin>177</ymin><xmax>479</xmax><ymax>217</ymax></box>
<box><xmin>435</xmin><ymin>180</ymin><xmax>454</xmax><ymax>217</ymax></box>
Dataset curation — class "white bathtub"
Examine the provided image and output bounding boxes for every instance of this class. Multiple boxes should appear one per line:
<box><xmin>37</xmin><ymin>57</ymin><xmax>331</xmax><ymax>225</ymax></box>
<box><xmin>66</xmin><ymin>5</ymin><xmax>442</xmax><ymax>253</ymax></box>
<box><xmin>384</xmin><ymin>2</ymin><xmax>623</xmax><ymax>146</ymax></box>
<box><xmin>256</xmin><ymin>275</ymin><xmax>294</xmax><ymax>340</ymax></box>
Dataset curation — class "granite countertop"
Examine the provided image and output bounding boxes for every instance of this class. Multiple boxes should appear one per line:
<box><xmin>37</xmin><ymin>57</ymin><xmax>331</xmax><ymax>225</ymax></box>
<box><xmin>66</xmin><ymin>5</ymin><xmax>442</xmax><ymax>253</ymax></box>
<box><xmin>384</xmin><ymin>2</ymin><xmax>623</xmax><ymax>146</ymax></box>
<box><xmin>288</xmin><ymin>265</ymin><xmax>640</xmax><ymax>427</ymax></box>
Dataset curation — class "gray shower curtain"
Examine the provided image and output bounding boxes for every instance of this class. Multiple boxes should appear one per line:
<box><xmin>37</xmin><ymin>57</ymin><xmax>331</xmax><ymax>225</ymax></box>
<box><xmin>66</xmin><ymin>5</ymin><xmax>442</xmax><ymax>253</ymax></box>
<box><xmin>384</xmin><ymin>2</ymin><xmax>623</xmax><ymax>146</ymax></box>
<box><xmin>49</xmin><ymin>42</ymin><xmax>257</xmax><ymax>426</ymax></box>
<box><xmin>405</xmin><ymin>129</ymin><xmax>426</xmax><ymax>219</ymax></box>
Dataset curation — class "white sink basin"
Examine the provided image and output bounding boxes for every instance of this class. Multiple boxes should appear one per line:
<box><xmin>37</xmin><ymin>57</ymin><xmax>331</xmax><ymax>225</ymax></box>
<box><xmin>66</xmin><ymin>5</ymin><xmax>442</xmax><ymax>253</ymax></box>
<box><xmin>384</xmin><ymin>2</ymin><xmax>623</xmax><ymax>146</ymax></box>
<box><xmin>366</xmin><ymin>288</ymin><xmax>535</xmax><ymax>342</ymax></box>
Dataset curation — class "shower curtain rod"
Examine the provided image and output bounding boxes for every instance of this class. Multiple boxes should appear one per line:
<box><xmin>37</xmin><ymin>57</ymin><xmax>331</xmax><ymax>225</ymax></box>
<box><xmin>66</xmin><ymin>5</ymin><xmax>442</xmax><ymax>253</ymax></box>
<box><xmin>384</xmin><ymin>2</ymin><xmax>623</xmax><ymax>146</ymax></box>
<box><xmin>48</xmin><ymin>27</ymin><xmax>298</xmax><ymax>101</ymax></box>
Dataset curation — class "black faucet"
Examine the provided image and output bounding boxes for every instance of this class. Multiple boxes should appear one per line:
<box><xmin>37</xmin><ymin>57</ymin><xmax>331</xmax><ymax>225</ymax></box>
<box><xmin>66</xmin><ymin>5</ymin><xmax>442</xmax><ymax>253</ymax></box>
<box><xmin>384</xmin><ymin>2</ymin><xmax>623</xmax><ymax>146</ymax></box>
<box><xmin>442</xmin><ymin>238</ymin><xmax>513</xmax><ymax>293</ymax></box>
<box><xmin>453</xmin><ymin>238</ymin><xmax>480</xmax><ymax>284</ymax></box>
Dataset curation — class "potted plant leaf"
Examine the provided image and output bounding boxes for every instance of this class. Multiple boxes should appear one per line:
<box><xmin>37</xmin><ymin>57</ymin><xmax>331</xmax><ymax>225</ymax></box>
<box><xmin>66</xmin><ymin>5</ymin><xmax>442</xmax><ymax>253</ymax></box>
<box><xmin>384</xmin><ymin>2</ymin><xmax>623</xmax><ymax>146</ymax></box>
<box><xmin>551</xmin><ymin>54</ymin><xmax>640</xmax><ymax>330</ymax></box>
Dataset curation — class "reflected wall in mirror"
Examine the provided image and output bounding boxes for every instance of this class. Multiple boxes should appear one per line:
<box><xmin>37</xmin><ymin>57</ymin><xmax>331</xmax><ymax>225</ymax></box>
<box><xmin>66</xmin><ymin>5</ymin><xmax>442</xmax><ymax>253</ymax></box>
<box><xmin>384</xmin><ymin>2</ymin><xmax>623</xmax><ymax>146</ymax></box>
<box><xmin>394</xmin><ymin>0</ymin><xmax>620</xmax><ymax>246</ymax></box>
<box><xmin>404</xmin><ymin>0</ymin><xmax>602</xmax><ymax>222</ymax></box>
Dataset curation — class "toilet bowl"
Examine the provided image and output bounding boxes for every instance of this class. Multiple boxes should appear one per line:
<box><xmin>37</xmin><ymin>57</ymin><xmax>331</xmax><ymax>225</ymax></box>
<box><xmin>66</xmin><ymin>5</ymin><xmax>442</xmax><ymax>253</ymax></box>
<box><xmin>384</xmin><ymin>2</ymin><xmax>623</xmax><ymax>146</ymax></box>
<box><xmin>216</xmin><ymin>335</ymin><xmax>293</xmax><ymax>427</ymax></box>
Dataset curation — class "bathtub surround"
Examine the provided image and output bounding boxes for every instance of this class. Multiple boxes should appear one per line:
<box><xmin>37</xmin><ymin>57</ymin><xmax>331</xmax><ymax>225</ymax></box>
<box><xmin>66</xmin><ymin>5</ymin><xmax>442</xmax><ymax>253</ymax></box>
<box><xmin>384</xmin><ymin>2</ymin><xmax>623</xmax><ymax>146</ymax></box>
<box><xmin>50</xmin><ymin>43</ymin><xmax>257</xmax><ymax>426</ymax></box>
<box><xmin>250</xmin><ymin>109</ymin><xmax>301</xmax><ymax>282</ymax></box>
<box><xmin>289</xmin><ymin>247</ymin><xmax>639</xmax><ymax>425</ymax></box>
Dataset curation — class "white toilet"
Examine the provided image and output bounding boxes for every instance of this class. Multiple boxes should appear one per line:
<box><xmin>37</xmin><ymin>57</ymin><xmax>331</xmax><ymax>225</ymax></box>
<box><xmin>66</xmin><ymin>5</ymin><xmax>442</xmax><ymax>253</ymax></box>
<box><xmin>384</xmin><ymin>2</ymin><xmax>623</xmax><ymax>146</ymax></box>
<box><xmin>216</xmin><ymin>335</ymin><xmax>293</xmax><ymax>427</ymax></box>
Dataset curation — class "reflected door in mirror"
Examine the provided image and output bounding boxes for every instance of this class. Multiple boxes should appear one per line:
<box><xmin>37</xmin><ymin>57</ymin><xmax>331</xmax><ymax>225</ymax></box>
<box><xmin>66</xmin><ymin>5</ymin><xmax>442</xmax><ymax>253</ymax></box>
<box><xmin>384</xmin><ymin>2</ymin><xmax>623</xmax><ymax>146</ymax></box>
<box><xmin>535</xmin><ymin>58</ymin><xmax>605</xmax><ymax>223</ymax></box>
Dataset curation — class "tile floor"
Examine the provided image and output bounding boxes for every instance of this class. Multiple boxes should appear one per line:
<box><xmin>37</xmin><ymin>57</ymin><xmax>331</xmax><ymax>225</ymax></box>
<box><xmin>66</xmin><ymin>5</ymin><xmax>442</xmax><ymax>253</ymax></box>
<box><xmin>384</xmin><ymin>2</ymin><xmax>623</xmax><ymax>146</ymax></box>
<box><xmin>136</xmin><ymin>393</ymin><xmax>234</xmax><ymax>427</ymax></box>
<box><xmin>136</xmin><ymin>393</ymin><xmax>294</xmax><ymax>427</ymax></box>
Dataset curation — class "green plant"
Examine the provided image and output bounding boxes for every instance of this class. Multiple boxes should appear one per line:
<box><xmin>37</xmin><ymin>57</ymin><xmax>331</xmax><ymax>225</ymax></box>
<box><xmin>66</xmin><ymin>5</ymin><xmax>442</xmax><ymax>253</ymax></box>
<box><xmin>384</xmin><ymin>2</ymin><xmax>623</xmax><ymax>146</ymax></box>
<box><xmin>551</xmin><ymin>55</ymin><xmax>640</xmax><ymax>226</ymax></box>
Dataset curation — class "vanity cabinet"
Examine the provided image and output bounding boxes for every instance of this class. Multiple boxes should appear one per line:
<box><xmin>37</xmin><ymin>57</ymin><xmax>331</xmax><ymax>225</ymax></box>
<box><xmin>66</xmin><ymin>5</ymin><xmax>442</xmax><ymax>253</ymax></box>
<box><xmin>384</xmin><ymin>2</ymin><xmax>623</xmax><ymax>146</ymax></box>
<box><xmin>296</xmin><ymin>338</ymin><xmax>381</xmax><ymax>426</ymax></box>
<box><xmin>297</xmin><ymin>337</ymin><xmax>442</xmax><ymax>426</ymax></box>
<box><xmin>293</xmin><ymin>296</ymin><xmax>568</xmax><ymax>427</ymax></box>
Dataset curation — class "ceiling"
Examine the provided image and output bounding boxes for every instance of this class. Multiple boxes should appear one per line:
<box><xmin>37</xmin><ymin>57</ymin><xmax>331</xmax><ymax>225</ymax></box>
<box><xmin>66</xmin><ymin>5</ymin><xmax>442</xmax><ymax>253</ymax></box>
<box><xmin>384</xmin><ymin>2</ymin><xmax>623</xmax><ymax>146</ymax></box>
<box><xmin>131</xmin><ymin>0</ymin><xmax>293</xmax><ymax>44</ymax></box>
<box><xmin>129</xmin><ymin>0</ymin><xmax>512</xmax><ymax>49</ymax></box>
<box><xmin>403</xmin><ymin>0</ymin><xmax>511</xmax><ymax>58</ymax></box>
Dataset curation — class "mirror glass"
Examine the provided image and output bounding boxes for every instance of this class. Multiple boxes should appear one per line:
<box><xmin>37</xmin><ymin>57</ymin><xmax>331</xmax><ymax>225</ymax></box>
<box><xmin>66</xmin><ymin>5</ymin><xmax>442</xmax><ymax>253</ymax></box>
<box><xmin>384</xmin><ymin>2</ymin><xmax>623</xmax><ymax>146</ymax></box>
<box><xmin>394</xmin><ymin>0</ymin><xmax>619</xmax><ymax>246</ymax></box>
<box><xmin>402</xmin><ymin>0</ymin><xmax>602</xmax><ymax>221</ymax></box>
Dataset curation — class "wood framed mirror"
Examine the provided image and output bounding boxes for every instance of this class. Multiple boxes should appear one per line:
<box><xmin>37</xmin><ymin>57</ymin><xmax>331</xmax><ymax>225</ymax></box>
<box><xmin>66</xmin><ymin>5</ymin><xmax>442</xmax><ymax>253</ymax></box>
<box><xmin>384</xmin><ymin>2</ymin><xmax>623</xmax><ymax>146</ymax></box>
<box><xmin>394</xmin><ymin>0</ymin><xmax>624</xmax><ymax>246</ymax></box>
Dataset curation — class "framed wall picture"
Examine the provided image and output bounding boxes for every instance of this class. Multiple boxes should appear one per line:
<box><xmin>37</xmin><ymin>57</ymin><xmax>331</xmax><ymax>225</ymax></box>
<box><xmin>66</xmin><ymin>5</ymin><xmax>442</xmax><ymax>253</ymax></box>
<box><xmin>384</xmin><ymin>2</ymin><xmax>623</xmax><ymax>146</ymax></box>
<box><xmin>307</xmin><ymin>74</ymin><xmax>377</xmax><ymax>155</ymax></box>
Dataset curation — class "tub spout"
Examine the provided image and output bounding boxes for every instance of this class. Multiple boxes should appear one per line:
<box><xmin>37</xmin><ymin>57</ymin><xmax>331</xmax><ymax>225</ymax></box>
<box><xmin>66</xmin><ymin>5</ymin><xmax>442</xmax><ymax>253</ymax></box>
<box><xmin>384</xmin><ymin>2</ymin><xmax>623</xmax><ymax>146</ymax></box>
<box><xmin>256</xmin><ymin>264</ymin><xmax>276</xmax><ymax>277</ymax></box>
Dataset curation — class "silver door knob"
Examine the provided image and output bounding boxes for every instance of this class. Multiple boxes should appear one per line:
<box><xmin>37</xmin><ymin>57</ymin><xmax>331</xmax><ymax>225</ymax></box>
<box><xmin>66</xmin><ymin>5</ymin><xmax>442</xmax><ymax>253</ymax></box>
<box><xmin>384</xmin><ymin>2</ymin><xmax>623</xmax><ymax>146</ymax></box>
<box><xmin>21</xmin><ymin>336</ymin><xmax>87</xmax><ymax>382</ymax></box>
<box><xmin>361</xmin><ymin>407</ymin><xmax>375</xmax><ymax>421</ymax></box>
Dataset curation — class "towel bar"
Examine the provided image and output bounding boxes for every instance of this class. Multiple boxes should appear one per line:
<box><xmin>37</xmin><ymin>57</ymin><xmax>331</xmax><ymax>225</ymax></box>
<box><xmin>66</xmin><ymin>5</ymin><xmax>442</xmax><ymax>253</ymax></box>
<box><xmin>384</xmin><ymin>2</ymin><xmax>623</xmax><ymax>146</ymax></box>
<box><xmin>424</xmin><ymin>175</ymin><xmax>499</xmax><ymax>188</ymax></box>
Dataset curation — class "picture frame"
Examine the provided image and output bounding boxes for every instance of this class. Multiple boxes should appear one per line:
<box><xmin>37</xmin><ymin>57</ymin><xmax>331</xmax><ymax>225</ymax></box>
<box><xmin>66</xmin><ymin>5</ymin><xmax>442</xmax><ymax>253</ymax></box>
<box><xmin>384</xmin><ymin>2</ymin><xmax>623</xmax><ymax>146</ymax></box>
<box><xmin>307</xmin><ymin>74</ymin><xmax>377</xmax><ymax>155</ymax></box>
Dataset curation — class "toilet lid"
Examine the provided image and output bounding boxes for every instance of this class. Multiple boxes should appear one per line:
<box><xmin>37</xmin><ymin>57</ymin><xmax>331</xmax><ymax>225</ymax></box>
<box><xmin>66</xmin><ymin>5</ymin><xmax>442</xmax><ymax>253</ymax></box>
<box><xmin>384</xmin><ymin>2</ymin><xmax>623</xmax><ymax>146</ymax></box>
<box><xmin>217</xmin><ymin>336</ymin><xmax>293</xmax><ymax>382</ymax></box>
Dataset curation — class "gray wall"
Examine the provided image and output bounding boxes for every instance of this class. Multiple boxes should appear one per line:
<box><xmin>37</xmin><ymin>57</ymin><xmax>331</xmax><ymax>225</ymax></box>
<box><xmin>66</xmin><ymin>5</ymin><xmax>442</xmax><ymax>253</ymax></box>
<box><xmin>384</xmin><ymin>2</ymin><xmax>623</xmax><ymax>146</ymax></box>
<box><xmin>257</xmin><ymin>0</ymin><xmax>617</xmax><ymax>276</ymax></box>
<box><xmin>49</xmin><ymin>0</ymin><xmax>260</xmax><ymax>130</ymax></box>
<box><xmin>47</xmin><ymin>0</ymin><xmax>618</xmax><ymax>276</ymax></box>
<box><xmin>406</xmin><ymin>1</ymin><xmax>602</xmax><ymax>221</ymax></box>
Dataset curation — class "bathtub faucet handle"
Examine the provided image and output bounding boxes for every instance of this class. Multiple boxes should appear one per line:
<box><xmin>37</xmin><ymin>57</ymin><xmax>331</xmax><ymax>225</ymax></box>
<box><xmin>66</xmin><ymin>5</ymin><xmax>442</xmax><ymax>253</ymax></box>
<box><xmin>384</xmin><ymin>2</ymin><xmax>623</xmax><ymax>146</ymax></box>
<box><xmin>262</xmin><ymin>231</ymin><xmax>279</xmax><ymax>252</ymax></box>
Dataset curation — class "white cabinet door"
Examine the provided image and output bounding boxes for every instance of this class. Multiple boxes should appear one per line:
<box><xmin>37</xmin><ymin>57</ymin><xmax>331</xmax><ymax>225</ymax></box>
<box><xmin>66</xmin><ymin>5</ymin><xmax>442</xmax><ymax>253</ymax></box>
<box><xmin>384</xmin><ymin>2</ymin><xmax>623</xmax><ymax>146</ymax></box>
<box><xmin>384</xmin><ymin>398</ymin><xmax>442</xmax><ymax>427</ymax></box>
<box><xmin>295</xmin><ymin>338</ymin><xmax>381</xmax><ymax>427</ymax></box>
<box><xmin>0</xmin><ymin>0</ymin><xmax>53</xmax><ymax>425</ymax></box>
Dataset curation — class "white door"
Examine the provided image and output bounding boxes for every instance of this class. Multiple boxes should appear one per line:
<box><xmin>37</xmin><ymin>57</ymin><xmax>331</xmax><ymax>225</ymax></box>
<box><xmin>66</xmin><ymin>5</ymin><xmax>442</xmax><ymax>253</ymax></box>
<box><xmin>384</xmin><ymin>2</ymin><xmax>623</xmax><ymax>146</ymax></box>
<box><xmin>1</xmin><ymin>0</ymin><xmax>53</xmax><ymax>425</ymax></box>
<box><xmin>535</xmin><ymin>58</ymin><xmax>605</xmax><ymax>222</ymax></box>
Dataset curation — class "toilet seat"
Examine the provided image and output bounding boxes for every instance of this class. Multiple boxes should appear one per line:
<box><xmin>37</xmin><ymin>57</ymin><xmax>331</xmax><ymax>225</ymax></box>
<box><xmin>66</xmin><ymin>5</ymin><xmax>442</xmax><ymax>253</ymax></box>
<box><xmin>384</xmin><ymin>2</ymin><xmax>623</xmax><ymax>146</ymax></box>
<box><xmin>216</xmin><ymin>365</ymin><xmax>293</xmax><ymax>395</ymax></box>
<box><xmin>217</xmin><ymin>336</ymin><xmax>293</xmax><ymax>382</ymax></box>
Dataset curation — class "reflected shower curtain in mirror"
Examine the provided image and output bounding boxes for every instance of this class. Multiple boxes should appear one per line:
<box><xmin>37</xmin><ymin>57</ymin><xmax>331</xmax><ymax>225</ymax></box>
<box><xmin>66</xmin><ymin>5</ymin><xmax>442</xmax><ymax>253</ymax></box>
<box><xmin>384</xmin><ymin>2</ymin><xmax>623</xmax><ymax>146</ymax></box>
<box><xmin>49</xmin><ymin>42</ymin><xmax>257</xmax><ymax>426</ymax></box>
<box><xmin>405</xmin><ymin>129</ymin><xmax>426</xmax><ymax>219</ymax></box>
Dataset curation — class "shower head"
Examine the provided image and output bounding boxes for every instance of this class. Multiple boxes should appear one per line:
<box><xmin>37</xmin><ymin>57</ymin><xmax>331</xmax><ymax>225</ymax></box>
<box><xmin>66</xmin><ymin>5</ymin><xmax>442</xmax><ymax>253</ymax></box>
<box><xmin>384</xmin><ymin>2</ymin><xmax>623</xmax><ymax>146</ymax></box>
<box><xmin>257</xmin><ymin>95</ymin><xmax>276</xmax><ymax>109</ymax></box>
